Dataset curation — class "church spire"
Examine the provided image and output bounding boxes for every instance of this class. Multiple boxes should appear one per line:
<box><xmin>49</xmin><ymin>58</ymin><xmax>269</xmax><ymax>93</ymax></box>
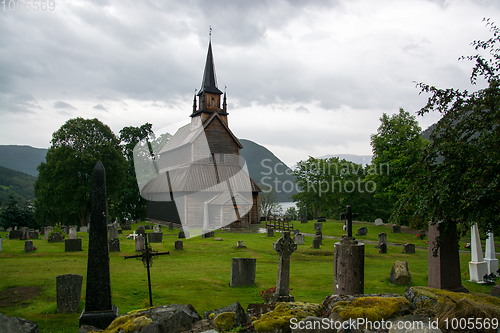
<box><xmin>198</xmin><ymin>41</ymin><xmax>223</xmax><ymax>96</ymax></box>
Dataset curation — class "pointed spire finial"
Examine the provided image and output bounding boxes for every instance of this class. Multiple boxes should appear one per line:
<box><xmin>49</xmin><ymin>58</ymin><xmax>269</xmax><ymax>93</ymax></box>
<box><xmin>209</xmin><ymin>26</ymin><xmax>212</xmax><ymax>42</ymax></box>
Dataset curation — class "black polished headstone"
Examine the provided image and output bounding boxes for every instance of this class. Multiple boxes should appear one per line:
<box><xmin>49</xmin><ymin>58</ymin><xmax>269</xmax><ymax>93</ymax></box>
<box><xmin>79</xmin><ymin>161</ymin><xmax>118</xmax><ymax>329</ymax></box>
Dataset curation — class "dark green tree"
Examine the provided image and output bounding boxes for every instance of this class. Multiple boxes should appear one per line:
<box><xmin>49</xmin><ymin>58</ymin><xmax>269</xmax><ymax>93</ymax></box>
<box><xmin>395</xmin><ymin>19</ymin><xmax>500</xmax><ymax>240</ymax></box>
<box><xmin>0</xmin><ymin>192</ymin><xmax>34</xmax><ymax>229</ymax></box>
<box><xmin>366</xmin><ymin>108</ymin><xmax>426</xmax><ymax>224</ymax></box>
<box><xmin>35</xmin><ymin>118</ymin><xmax>127</xmax><ymax>226</ymax></box>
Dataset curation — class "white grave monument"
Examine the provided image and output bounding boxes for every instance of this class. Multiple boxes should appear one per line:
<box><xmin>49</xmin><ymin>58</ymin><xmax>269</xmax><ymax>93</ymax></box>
<box><xmin>374</xmin><ymin>218</ymin><xmax>383</xmax><ymax>226</ymax></box>
<box><xmin>484</xmin><ymin>232</ymin><xmax>499</xmax><ymax>276</ymax></box>
<box><xmin>469</xmin><ymin>223</ymin><xmax>488</xmax><ymax>283</ymax></box>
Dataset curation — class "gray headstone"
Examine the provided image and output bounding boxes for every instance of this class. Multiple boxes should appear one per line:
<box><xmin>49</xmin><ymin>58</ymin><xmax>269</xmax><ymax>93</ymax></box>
<box><xmin>392</xmin><ymin>225</ymin><xmax>401</xmax><ymax>233</ymax></box>
<box><xmin>44</xmin><ymin>226</ymin><xmax>53</xmax><ymax>240</ymax></box>
<box><xmin>168</xmin><ymin>222</ymin><xmax>174</xmax><ymax>230</ymax></box>
<box><xmin>178</xmin><ymin>230</ymin><xmax>186</xmax><ymax>239</ymax></box>
<box><xmin>271</xmin><ymin>232</ymin><xmax>296</xmax><ymax>303</ymax></box>
<box><xmin>315</xmin><ymin>229</ymin><xmax>323</xmax><ymax>245</ymax></box>
<box><xmin>295</xmin><ymin>233</ymin><xmax>304</xmax><ymax>245</ymax></box>
<box><xmin>380</xmin><ymin>243</ymin><xmax>387</xmax><ymax>254</ymax></box>
<box><xmin>300</xmin><ymin>217</ymin><xmax>308</xmax><ymax>224</ymax></box>
<box><xmin>312</xmin><ymin>238</ymin><xmax>321</xmax><ymax>249</ymax></box>
<box><xmin>137</xmin><ymin>225</ymin><xmax>145</xmax><ymax>236</ymax></box>
<box><xmin>148</xmin><ymin>232</ymin><xmax>163</xmax><ymax>243</ymax></box>
<box><xmin>267</xmin><ymin>228</ymin><xmax>274</xmax><ymax>237</ymax></box>
<box><xmin>153</xmin><ymin>225</ymin><xmax>162</xmax><ymax>233</ymax></box>
<box><xmin>403</xmin><ymin>243</ymin><xmax>415</xmax><ymax>254</ymax></box>
<box><xmin>69</xmin><ymin>227</ymin><xmax>77</xmax><ymax>240</ymax></box>
<box><xmin>175</xmin><ymin>240</ymin><xmax>183</xmax><ymax>250</ymax></box>
<box><xmin>334</xmin><ymin>237</ymin><xmax>365</xmax><ymax>296</ymax></box>
<box><xmin>48</xmin><ymin>232</ymin><xmax>64</xmax><ymax>243</ymax></box>
<box><xmin>317</xmin><ymin>217</ymin><xmax>326</xmax><ymax>222</ymax></box>
<box><xmin>20</xmin><ymin>227</ymin><xmax>28</xmax><ymax>240</ymax></box>
<box><xmin>378</xmin><ymin>232</ymin><xmax>387</xmax><ymax>248</ymax></box>
<box><xmin>135</xmin><ymin>235</ymin><xmax>145</xmax><ymax>252</ymax></box>
<box><xmin>28</xmin><ymin>230</ymin><xmax>38</xmax><ymax>239</ymax></box>
<box><xmin>230</xmin><ymin>258</ymin><xmax>256</xmax><ymax>287</ymax></box>
<box><xmin>9</xmin><ymin>230</ymin><xmax>22</xmax><ymax>240</ymax></box>
<box><xmin>108</xmin><ymin>238</ymin><xmax>120</xmax><ymax>252</ymax></box>
<box><xmin>62</xmin><ymin>226</ymin><xmax>68</xmax><ymax>234</ymax></box>
<box><xmin>145</xmin><ymin>225</ymin><xmax>151</xmax><ymax>230</ymax></box>
<box><xmin>314</xmin><ymin>223</ymin><xmax>323</xmax><ymax>231</ymax></box>
<box><xmin>57</xmin><ymin>274</ymin><xmax>83</xmax><ymax>313</ymax></box>
<box><xmin>79</xmin><ymin>226</ymin><xmax>88</xmax><ymax>232</ymax></box>
<box><xmin>80</xmin><ymin>161</ymin><xmax>118</xmax><ymax>329</ymax></box>
<box><xmin>108</xmin><ymin>226</ymin><xmax>118</xmax><ymax>240</ymax></box>
<box><xmin>390</xmin><ymin>260</ymin><xmax>412</xmax><ymax>285</ymax></box>
<box><xmin>202</xmin><ymin>230</ymin><xmax>214</xmax><ymax>238</ymax></box>
<box><xmin>24</xmin><ymin>240</ymin><xmax>34</xmax><ymax>252</ymax></box>
<box><xmin>374</xmin><ymin>218</ymin><xmax>383</xmax><ymax>226</ymax></box>
<box><xmin>65</xmin><ymin>239</ymin><xmax>83</xmax><ymax>252</ymax></box>
<box><xmin>236</xmin><ymin>241</ymin><xmax>246</xmax><ymax>248</ymax></box>
<box><xmin>357</xmin><ymin>226</ymin><xmax>367</xmax><ymax>236</ymax></box>
<box><xmin>293</xmin><ymin>229</ymin><xmax>300</xmax><ymax>235</ymax></box>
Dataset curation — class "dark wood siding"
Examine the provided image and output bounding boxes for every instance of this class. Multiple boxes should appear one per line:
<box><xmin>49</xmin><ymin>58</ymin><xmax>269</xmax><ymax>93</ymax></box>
<box><xmin>205</xmin><ymin>118</ymin><xmax>239</xmax><ymax>154</ymax></box>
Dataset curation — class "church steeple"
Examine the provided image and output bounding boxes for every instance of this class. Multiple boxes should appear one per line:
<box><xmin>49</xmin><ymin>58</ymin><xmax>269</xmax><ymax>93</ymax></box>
<box><xmin>198</xmin><ymin>41</ymin><xmax>223</xmax><ymax>96</ymax></box>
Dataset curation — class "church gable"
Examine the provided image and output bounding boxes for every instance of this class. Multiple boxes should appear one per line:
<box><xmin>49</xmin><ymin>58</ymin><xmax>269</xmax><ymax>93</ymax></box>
<box><xmin>204</xmin><ymin>115</ymin><xmax>240</xmax><ymax>155</ymax></box>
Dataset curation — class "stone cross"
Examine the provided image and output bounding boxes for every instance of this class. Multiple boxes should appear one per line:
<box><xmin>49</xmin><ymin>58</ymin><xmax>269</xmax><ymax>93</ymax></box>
<box><xmin>80</xmin><ymin>161</ymin><xmax>118</xmax><ymax>329</ymax></box>
<box><xmin>271</xmin><ymin>231</ymin><xmax>297</xmax><ymax>303</ymax></box>
<box><xmin>340</xmin><ymin>205</ymin><xmax>358</xmax><ymax>238</ymax></box>
<box><xmin>124</xmin><ymin>234</ymin><xmax>169</xmax><ymax>307</ymax></box>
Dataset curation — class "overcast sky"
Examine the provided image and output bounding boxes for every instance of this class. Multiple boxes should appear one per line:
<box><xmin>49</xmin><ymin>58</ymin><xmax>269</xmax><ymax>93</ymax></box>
<box><xmin>1</xmin><ymin>0</ymin><xmax>498</xmax><ymax>167</ymax></box>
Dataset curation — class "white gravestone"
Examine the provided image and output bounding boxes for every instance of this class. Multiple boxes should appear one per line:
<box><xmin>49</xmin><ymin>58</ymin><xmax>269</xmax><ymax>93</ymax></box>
<box><xmin>469</xmin><ymin>223</ymin><xmax>488</xmax><ymax>282</ymax></box>
<box><xmin>484</xmin><ymin>232</ymin><xmax>499</xmax><ymax>276</ymax></box>
<box><xmin>69</xmin><ymin>227</ymin><xmax>77</xmax><ymax>240</ymax></box>
<box><xmin>374</xmin><ymin>218</ymin><xmax>383</xmax><ymax>226</ymax></box>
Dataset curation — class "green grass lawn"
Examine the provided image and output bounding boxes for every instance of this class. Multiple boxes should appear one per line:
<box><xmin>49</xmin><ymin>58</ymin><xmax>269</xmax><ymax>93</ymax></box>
<box><xmin>0</xmin><ymin>220</ymin><xmax>498</xmax><ymax>333</ymax></box>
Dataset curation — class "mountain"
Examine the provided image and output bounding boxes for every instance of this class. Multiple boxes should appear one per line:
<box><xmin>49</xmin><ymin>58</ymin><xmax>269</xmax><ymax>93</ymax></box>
<box><xmin>0</xmin><ymin>145</ymin><xmax>47</xmax><ymax>177</ymax></box>
<box><xmin>239</xmin><ymin>139</ymin><xmax>298</xmax><ymax>202</ymax></box>
<box><xmin>0</xmin><ymin>165</ymin><xmax>36</xmax><ymax>205</ymax></box>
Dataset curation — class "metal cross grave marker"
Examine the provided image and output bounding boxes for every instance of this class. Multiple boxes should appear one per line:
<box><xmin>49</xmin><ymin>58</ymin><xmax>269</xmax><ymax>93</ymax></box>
<box><xmin>339</xmin><ymin>205</ymin><xmax>358</xmax><ymax>238</ymax></box>
<box><xmin>124</xmin><ymin>234</ymin><xmax>169</xmax><ymax>307</ymax></box>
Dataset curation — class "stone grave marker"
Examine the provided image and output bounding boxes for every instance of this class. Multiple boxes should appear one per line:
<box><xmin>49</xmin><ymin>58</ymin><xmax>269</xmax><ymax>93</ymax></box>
<box><xmin>390</xmin><ymin>261</ymin><xmax>412</xmax><ymax>285</ymax></box>
<box><xmin>145</xmin><ymin>225</ymin><xmax>151</xmax><ymax>230</ymax></box>
<box><xmin>427</xmin><ymin>221</ymin><xmax>468</xmax><ymax>292</ymax></box>
<box><xmin>49</xmin><ymin>232</ymin><xmax>64</xmax><ymax>243</ymax></box>
<box><xmin>380</xmin><ymin>243</ymin><xmax>387</xmax><ymax>254</ymax></box>
<box><xmin>153</xmin><ymin>225</ymin><xmax>161</xmax><ymax>233</ymax></box>
<box><xmin>230</xmin><ymin>258</ymin><xmax>256</xmax><ymax>287</ymax></box>
<box><xmin>374</xmin><ymin>218</ymin><xmax>383</xmax><ymax>226</ymax></box>
<box><xmin>300</xmin><ymin>216</ymin><xmax>308</xmax><ymax>224</ymax></box>
<box><xmin>378</xmin><ymin>233</ymin><xmax>387</xmax><ymax>248</ymax></box>
<box><xmin>19</xmin><ymin>227</ymin><xmax>28</xmax><ymax>240</ymax></box>
<box><xmin>168</xmin><ymin>222</ymin><xmax>174</xmax><ymax>230</ymax></box>
<box><xmin>137</xmin><ymin>225</ymin><xmax>146</xmax><ymax>236</ymax></box>
<box><xmin>312</xmin><ymin>238</ymin><xmax>321</xmax><ymax>249</ymax></box>
<box><xmin>62</xmin><ymin>226</ymin><xmax>68</xmax><ymax>234</ymax></box>
<box><xmin>357</xmin><ymin>226</ymin><xmax>367</xmax><ymax>236</ymax></box>
<box><xmin>315</xmin><ymin>229</ymin><xmax>323</xmax><ymax>245</ymax></box>
<box><xmin>148</xmin><ymin>233</ymin><xmax>163</xmax><ymax>243</ymax></box>
<box><xmin>469</xmin><ymin>223</ymin><xmax>488</xmax><ymax>283</ymax></box>
<box><xmin>79</xmin><ymin>161</ymin><xmax>118</xmax><ymax>329</ymax></box>
<box><xmin>57</xmin><ymin>274</ymin><xmax>83</xmax><ymax>313</ymax></box>
<box><xmin>79</xmin><ymin>226</ymin><xmax>88</xmax><ymax>232</ymax></box>
<box><xmin>69</xmin><ymin>227</ymin><xmax>77</xmax><ymax>240</ymax></box>
<box><xmin>293</xmin><ymin>229</ymin><xmax>300</xmax><ymax>235</ymax></box>
<box><xmin>403</xmin><ymin>243</ymin><xmax>415</xmax><ymax>254</ymax></box>
<box><xmin>108</xmin><ymin>225</ymin><xmax>120</xmax><ymax>252</ymax></box>
<box><xmin>65</xmin><ymin>239</ymin><xmax>83</xmax><ymax>252</ymax></box>
<box><xmin>314</xmin><ymin>223</ymin><xmax>323</xmax><ymax>231</ymax></box>
<box><xmin>175</xmin><ymin>240</ymin><xmax>183</xmax><ymax>250</ymax></box>
<box><xmin>44</xmin><ymin>226</ymin><xmax>53</xmax><ymax>240</ymax></box>
<box><xmin>295</xmin><ymin>233</ymin><xmax>304</xmax><ymax>245</ymax></box>
<box><xmin>267</xmin><ymin>228</ymin><xmax>274</xmax><ymax>237</ymax></box>
<box><xmin>317</xmin><ymin>217</ymin><xmax>326</xmax><ymax>222</ymax></box>
<box><xmin>135</xmin><ymin>235</ymin><xmax>145</xmax><ymax>252</ymax></box>
<box><xmin>392</xmin><ymin>225</ymin><xmax>401</xmax><ymax>233</ymax></box>
<box><xmin>236</xmin><ymin>241</ymin><xmax>246</xmax><ymax>249</ymax></box>
<box><xmin>202</xmin><ymin>230</ymin><xmax>214</xmax><ymax>238</ymax></box>
<box><xmin>178</xmin><ymin>228</ymin><xmax>186</xmax><ymax>239</ymax></box>
<box><xmin>28</xmin><ymin>229</ymin><xmax>38</xmax><ymax>239</ymax></box>
<box><xmin>0</xmin><ymin>238</ymin><xmax>2</xmax><ymax>251</ymax></box>
<box><xmin>9</xmin><ymin>229</ymin><xmax>22</xmax><ymax>240</ymax></box>
<box><xmin>271</xmin><ymin>232</ymin><xmax>297</xmax><ymax>303</ymax></box>
<box><xmin>484</xmin><ymin>232</ymin><xmax>498</xmax><ymax>276</ymax></box>
<box><xmin>24</xmin><ymin>240</ymin><xmax>34</xmax><ymax>252</ymax></box>
<box><xmin>334</xmin><ymin>205</ymin><xmax>364</xmax><ymax>295</ymax></box>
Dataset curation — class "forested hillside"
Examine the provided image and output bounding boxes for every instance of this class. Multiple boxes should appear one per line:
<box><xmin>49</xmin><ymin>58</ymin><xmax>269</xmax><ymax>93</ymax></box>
<box><xmin>0</xmin><ymin>165</ymin><xmax>36</xmax><ymax>205</ymax></box>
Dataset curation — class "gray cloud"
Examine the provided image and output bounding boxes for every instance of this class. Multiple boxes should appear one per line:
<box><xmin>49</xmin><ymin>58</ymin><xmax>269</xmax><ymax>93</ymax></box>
<box><xmin>93</xmin><ymin>104</ymin><xmax>107</xmax><ymax>111</ymax></box>
<box><xmin>54</xmin><ymin>101</ymin><xmax>77</xmax><ymax>110</ymax></box>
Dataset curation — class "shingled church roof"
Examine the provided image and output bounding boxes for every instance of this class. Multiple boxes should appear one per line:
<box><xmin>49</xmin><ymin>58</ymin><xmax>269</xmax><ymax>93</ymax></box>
<box><xmin>197</xmin><ymin>41</ymin><xmax>223</xmax><ymax>96</ymax></box>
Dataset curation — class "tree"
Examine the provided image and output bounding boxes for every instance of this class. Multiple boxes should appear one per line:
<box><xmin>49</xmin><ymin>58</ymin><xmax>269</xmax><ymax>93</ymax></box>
<box><xmin>258</xmin><ymin>184</ymin><xmax>281</xmax><ymax>220</ymax></box>
<box><xmin>367</xmin><ymin>108</ymin><xmax>426</xmax><ymax>224</ymax></box>
<box><xmin>35</xmin><ymin>118</ymin><xmax>127</xmax><ymax>226</ymax></box>
<box><xmin>395</xmin><ymin>19</ymin><xmax>500</xmax><ymax>240</ymax></box>
<box><xmin>0</xmin><ymin>192</ymin><xmax>34</xmax><ymax>229</ymax></box>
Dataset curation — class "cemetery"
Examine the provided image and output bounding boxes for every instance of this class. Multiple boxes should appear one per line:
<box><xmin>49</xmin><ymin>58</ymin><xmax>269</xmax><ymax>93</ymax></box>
<box><xmin>0</xmin><ymin>217</ymin><xmax>499</xmax><ymax>332</ymax></box>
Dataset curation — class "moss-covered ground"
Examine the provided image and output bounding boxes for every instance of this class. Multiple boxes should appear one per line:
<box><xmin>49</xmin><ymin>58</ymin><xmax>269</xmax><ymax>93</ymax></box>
<box><xmin>0</xmin><ymin>220</ymin><xmax>497</xmax><ymax>332</ymax></box>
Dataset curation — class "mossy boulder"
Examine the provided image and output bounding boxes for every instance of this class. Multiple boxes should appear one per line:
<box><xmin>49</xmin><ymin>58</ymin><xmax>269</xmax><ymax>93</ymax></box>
<box><xmin>330</xmin><ymin>296</ymin><xmax>410</xmax><ymax>322</ymax></box>
<box><xmin>214</xmin><ymin>312</ymin><xmax>236</xmax><ymax>331</ymax></box>
<box><xmin>251</xmin><ymin>302</ymin><xmax>322</xmax><ymax>333</ymax></box>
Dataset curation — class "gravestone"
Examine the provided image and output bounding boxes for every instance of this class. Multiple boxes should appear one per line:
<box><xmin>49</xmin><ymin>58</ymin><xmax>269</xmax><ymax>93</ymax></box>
<box><xmin>79</xmin><ymin>161</ymin><xmax>118</xmax><ymax>329</ymax></box>
<box><xmin>294</xmin><ymin>229</ymin><xmax>300</xmax><ymax>235</ymax></box>
<box><xmin>153</xmin><ymin>225</ymin><xmax>161</xmax><ymax>233</ymax></box>
<box><xmin>135</xmin><ymin>235</ymin><xmax>145</xmax><ymax>252</ymax></box>
<box><xmin>484</xmin><ymin>232</ymin><xmax>498</xmax><ymax>276</ymax></box>
<box><xmin>357</xmin><ymin>226</ymin><xmax>367</xmax><ymax>236</ymax></box>
<box><xmin>49</xmin><ymin>232</ymin><xmax>64</xmax><ymax>243</ymax></box>
<box><xmin>374</xmin><ymin>218</ymin><xmax>383</xmax><ymax>226</ymax></box>
<box><xmin>315</xmin><ymin>229</ymin><xmax>323</xmax><ymax>245</ymax></box>
<box><xmin>168</xmin><ymin>222</ymin><xmax>174</xmax><ymax>230</ymax></box>
<box><xmin>44</xmin><ymin>226</ymin><xmax>53</xmax><ymax>240</ymax></box>
<box><xmin>24</xmin><ymin>240</ymin><xmax>34</xmax><ymax>252</ymax></box>
<box><xmin>137</xmin><ymin>225</ymin><xmax>146</xmax><ymax>236</ymax></box>
<box><xmin>378</xmin><ymin>232</ymin><xmax>387</xmax><ymax>248</ymax></box>
<box><xmin>108</xmin><ymin>225</ymin><xmax>120</xmax><ymax>252</ymax></box>
<box><xmin>390</xmin><ymin>261</ymin><xmax>412</xmax><ymax>285</ymax></box>
<box><xmin>145</xmin><ymin>225</ymin><xmax>151</xmax><ymax>230</ymax></box>
<box><xmin>379</xmin><ymin>243</ymin><xmax>387</xmax><ymax>254</ymax></box>
<box><xmin>317</xmin><ymin>217</ymin><xmax>326</xmax><ymax>222</ymax></box>
<box><xmin>230</xmin><ymin>258</ymin><xmax>256</xmax><ymax>287</ymax></box>
<box><xmin>69</xmin><ymin>227</ymin><xmax>77</xmax><ymax>240</ymax></box>
<box><xmin>300</xmin><ymin>216</ymin><xmax>308</xmax><ymax>224</ymax></box>
<box><xmin>392</xmin><ymin>225</ymin><xmax>401</xmax><ymax>233</ymax></box>
<box><xmin>9</xmin><ymin>229</ymin><xmax>22</xmax><ymax>240</ymax></box>
<box><xmin>117</xmin><ymin>229</ymin><xmax>122</xmax><ymax>234</ymax></box>
<box><xmin>178</xmin><ymin>228</ymin><xmax>186</xmax><ymax>239</ymax></box>
<box><xmin>80</xmin><ymin>226</ymin><xmax>88</xmax><ymax>232</ymax></box>
<box><xmin>267</xmin><ymin>228</ymin><xmax>274</xmax><ymax>237</ymax></box>
<box><xmin>334</xmin><ymin>205</ymin><xmax>364</xmax><ymax>295</ymax></box>
<box><xmin>403</xmin><ymin>243</ymin><xmax>415</xmax><ymax>254</ymax></box>
<box><xmin>271</xmin><ymin>232</ymin><xmax>296</xmax><ymax>303</ymax></box>
<box><xmin>427</xmin><ymin>221</ymin><xmax>468</xmax><ymax>292</ymax></box>
<box><xmin>314</xmin><ymin>223</ymin><xmax>323</xmax><ymax>231</ymax></box>
<box><xmin>62</xmin><ymin>226</ymin><xmax>68</xmax><ymax>234</ymax></box>
<box><xmin>202</xmin><ymin>231</ymin><xmax>214</xmax><ymax>238</ymax></box>
<box><xmin>28</xmin><ymin>230</ymin><xmax>38</xmax><ymax>239</ymax></box>
<box><xmin>0</xmin><ymin>238</ymin><xmax>2</xmax><ymax>251</ymax></box>
<box><xmin>148</xmin><ymin>232</ymin><xmax>163</xmax><ymax>243</ymax></box>
<box><xmin>236</xmin><ymin>241</ymin><xmax>246</xmax><ymax>249</ymax></box>
<box><xmin>312</xmin><ymin>238</ymin><xmax>321</xmax><ymax>249</ymax></box>
<box><xmin>20</xmin><ymin>227</ymin><xmax>28</xmax><ymax>240</ymax></box>
<box><xmin>469</xmin><ymin>223</ymin><xmax>488</xmax><ymax>283</ymax></box>
<box><xmin>295</xmin><ymin>233</ymin><xmax>304</xmax><ymax>245</ymax></box>
<box><xmin>65</xmin><ymin>239</ymin><xmax>83</xmax><ymax>252</ymax></box>
<box><xmin>57</xmin><ymin>274</ymin><xmax>83</xmax><ymax>313</ymax></box>
<box><xmin>174</xmin><ymin>240</ymin><xmax>183</xmax><ymax>250</ymax></box>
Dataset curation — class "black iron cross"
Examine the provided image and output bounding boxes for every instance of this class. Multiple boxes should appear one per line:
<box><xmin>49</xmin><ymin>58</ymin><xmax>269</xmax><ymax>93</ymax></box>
<box><xmin>339</xmin><ymin>205</ymin><xmax>358</xmax><ymax>238</ymax></box>
<box><xmin>124</xmin><ymin>235</ymin><xmax>169</xmax><ymax>307</ymax></box>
